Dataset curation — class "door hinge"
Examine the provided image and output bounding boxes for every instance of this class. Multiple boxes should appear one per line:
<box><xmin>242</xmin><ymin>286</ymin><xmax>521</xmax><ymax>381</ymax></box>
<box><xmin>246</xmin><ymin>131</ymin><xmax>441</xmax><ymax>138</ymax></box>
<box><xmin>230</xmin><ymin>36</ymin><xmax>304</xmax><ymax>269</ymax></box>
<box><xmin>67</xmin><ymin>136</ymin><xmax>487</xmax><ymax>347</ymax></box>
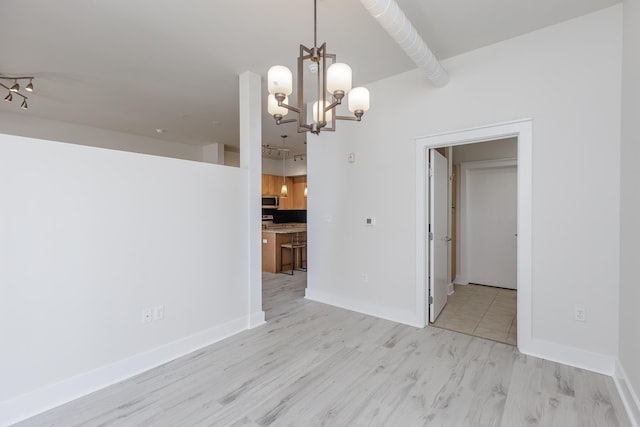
<box><xmin>428</xmin><ymin>295</ymin><xmax>434</xmax><ymax>305</ymax></box>
<box><xmin>428</xmin><ymin>232</ymin><xmax>434</xmax><ymax>241</ymax></box>
<box><xmin>428</xmin><ymin>166</ymin><xmax>433</xmax><ymax>177</ymax></box>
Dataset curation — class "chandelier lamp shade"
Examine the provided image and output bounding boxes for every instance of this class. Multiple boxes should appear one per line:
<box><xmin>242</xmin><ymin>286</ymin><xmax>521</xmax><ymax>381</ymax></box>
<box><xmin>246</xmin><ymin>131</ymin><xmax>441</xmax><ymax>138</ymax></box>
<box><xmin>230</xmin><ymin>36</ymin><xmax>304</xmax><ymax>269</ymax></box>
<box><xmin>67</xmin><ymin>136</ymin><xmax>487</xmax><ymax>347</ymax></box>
<box><xmin>267</xmin><ymin>0</ymin><xmax>370</xmax><ymax>135</ymax></box>
<box><xmin>1</xmin><ymin>75</ymin><xmax>34</xmax><ymax>110</ymax></box>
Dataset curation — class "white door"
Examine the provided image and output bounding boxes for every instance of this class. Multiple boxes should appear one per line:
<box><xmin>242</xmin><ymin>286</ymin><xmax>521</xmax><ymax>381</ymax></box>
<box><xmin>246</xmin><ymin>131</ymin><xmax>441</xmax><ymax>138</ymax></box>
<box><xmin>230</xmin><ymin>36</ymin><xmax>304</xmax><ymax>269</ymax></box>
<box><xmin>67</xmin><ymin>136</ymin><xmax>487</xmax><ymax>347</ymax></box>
<box><xmin>464</xmin><ymin>161</ymin><xmax>517</xmax><ymax>289</ymax></box>
<box><xmin>429</xmin><ymin>149</ymin><xmax>449</xmax><ymax>322</ymax></box>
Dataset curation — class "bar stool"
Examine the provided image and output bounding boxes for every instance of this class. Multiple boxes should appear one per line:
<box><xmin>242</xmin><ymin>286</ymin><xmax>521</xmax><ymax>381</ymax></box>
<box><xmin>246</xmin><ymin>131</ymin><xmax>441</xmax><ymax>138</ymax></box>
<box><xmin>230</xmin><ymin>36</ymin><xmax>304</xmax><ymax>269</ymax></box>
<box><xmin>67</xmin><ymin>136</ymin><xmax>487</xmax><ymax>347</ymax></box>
<box><xmin>280</xmin><ymin>233</ymin><xmax>307</xmax><ymax>275</ymax></box>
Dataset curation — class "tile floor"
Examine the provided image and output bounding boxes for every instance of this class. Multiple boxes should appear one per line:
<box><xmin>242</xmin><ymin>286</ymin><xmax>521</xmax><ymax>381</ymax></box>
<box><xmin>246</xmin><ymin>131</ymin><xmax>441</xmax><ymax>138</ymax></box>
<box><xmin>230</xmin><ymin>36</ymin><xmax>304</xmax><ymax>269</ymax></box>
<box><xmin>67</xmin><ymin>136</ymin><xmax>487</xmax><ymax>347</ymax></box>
<box><xmin>432</xmin><ymin>283</ymin><xmax>517</xmax><ymax>345</ymax></box>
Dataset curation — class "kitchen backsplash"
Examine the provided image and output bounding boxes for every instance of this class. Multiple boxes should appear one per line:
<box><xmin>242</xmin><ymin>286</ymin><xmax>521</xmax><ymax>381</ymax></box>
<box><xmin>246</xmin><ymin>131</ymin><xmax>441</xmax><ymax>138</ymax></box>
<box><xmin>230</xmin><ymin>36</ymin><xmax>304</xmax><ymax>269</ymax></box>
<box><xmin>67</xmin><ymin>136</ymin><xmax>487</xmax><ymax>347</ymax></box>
<box><xmin>272</xmin><ymin>209</ymin><xmax>306</xmax><ymax>224</ymax></box>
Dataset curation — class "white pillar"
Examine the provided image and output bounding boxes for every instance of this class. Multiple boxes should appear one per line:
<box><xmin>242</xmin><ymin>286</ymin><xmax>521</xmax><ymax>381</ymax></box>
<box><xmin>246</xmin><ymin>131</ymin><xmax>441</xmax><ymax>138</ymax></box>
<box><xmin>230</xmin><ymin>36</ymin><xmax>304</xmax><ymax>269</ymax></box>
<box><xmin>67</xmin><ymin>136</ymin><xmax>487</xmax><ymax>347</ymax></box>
<box><xmin>239</xmin><ymin>71</ymin><xmax>265</xmax><ymax>328</ymax></box>
<box><xmin>202</xmin><ymin>142</ymin><xmax>225</xmax><ymax>165</ymax></box>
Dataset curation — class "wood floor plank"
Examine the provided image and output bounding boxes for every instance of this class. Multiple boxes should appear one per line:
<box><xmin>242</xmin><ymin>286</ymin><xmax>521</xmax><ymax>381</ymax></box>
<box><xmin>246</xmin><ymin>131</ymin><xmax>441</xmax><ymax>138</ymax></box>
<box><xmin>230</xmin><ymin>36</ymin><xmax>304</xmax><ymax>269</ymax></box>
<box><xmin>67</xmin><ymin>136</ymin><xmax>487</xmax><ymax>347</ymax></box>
<box><xmin>461</xmin><ymin>342</ymin><xmax>516</xmax><ymax>427</ymax></box>
<box><xmin>12</xmin><ymin>272</ymin><xmax>631</xmax><ymax>427</ymax></box>
<box><xmin>500</xmin><ymin>354</ymin><xmax>544</xmax><ymax>427</ymax></box>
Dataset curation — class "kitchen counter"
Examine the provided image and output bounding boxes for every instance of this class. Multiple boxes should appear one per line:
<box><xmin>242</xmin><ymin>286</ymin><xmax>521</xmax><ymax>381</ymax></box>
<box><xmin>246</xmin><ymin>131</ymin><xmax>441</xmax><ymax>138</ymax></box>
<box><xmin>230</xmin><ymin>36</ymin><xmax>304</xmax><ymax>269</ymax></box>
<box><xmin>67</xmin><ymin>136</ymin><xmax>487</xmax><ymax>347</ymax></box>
<box><xmin>262</xmin><ymin>227</ymin><xmax>307</xmax><ymax>273</ymax></box>
<box><xmin>262</xmin><ymin>227</ymin><xmax>307</xmax><ymax>234</ymax></box>
<box><xmin>262</xmin><ymin>222</ymin><xmax>306</xmax><ymax>231</ymax></box>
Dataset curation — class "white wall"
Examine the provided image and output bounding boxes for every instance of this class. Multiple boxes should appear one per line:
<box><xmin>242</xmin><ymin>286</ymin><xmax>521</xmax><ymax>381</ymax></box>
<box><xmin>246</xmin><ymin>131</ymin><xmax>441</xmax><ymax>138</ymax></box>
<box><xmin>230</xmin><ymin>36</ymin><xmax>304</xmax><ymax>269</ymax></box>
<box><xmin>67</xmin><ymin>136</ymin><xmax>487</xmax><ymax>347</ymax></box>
<box><xmin>307</xmin><ymin>6</ymin><xmax>622</xmax><ymax>365</ymax></box>
<box><xmin>225</xmin><ymin>150</ymin><xmax>241</xmax><ymax>167</ymax></box>
<box><xmin>0</xmin><ymin>134</ymin><xmax>251</xmax><ymax>424</ymax></box>
<box><xmin>202</xmin><ymin>142</ymin><xmax>225</xmax><ymax>164</ymax></box>
<box><xmin>0</xmin><ymin>112</ymin><xmax>204</xmax><ymax>161</ymax></box>
<box><xmin>262</xmin><ymin>157</ymin><xmax>307</xmax><ymax>176</ymax></box>
<box><xmin>618</xmin><ymin>0</ymin><xmax>640</xmax><ymax>422</ymax></box>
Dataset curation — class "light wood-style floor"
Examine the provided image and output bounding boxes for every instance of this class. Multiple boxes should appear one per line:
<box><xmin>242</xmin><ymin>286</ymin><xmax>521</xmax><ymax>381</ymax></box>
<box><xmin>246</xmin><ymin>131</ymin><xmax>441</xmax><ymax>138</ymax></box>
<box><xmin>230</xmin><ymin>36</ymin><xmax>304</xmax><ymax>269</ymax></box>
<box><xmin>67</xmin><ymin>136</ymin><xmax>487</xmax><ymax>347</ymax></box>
<box><xmin>432</xmin><ymin>284</ymin><xmax>517</xmax><ymax>345</ymax></box>
<box><xmin>15</xmin><ymin>272</ymin><xmax>630</xmax><ymax>426</ymax></box>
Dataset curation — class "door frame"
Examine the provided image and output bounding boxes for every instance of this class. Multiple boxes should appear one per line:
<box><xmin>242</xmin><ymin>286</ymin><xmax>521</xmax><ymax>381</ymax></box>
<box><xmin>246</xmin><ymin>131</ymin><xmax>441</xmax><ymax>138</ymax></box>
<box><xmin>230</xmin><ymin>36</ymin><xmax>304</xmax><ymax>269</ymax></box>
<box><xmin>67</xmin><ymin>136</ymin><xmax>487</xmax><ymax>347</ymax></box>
<box><xmin>459</xmin><ymin>158</ymin><xmax>518</xmax><ymax>288</ymax></box>
<box><xmin>414</xmin><ymin>119</ymin><xmax>532</xmax><ymax>352</ymax></box>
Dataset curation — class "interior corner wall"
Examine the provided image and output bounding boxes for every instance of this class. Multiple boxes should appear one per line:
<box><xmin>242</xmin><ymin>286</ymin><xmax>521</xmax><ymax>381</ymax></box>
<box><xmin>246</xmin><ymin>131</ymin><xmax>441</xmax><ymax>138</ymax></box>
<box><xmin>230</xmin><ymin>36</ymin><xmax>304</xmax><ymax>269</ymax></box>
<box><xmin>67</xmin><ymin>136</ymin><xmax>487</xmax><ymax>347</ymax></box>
<box><xmin>0</xmin><ymin>134</ymin><xmax>250</xmax><ymax>425</ymax></box>
<box><xmin>225</xmin><ymin>150</ymin><xmax>241</xmax><ymax>167</ymax></box>
<box><xmin>307</xmin><ymin>6</ymin><xmax>622</xmax><ymax>361</ymax></box>
<box><xmin>619</xmin><ymin>0</ymin><xmax>640</xmax><ymax>421</ymax></box>
<box><xmin>202</xmin><ymin>142</ymin><xmax>225</xmax><ymax>164</ymax></box>
<box><xmin>0</xmin><ymin>112</ymin><xmax>204</xmax><ymax>162</ymax></box>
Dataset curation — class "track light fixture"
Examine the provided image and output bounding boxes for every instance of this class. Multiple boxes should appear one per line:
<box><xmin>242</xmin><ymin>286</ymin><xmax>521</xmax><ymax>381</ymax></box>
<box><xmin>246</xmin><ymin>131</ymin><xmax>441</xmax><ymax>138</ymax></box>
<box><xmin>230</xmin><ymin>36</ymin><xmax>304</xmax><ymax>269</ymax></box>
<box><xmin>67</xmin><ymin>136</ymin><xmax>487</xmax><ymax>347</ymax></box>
<box><xmin>262</xmin><ymin>143</ymin><xmax>298</xmax><ymax>160</ymax></box>
<box><xmin>1</xmin><ymin>75</ymin><xmax>35</xmax><ymax>110</ymax></box>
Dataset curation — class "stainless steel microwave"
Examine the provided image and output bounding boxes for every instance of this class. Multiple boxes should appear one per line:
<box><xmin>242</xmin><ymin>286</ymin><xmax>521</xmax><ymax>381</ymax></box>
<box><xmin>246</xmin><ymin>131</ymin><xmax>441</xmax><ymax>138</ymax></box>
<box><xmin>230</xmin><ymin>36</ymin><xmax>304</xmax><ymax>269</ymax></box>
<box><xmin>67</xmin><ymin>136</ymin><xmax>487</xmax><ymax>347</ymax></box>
<box><xmin>262</xmin><ymin>196</ymin><xmax>279</xmax><ymax>209</ymax></box>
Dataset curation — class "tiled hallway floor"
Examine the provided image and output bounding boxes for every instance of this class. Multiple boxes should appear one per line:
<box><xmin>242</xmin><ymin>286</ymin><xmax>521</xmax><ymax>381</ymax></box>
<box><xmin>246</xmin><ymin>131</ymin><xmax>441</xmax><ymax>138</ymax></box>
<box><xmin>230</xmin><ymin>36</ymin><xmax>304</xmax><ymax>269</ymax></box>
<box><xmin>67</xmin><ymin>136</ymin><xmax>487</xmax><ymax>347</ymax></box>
<box><xmin>431</xmin><ymin>283</ymin><xmax>517</xmax><ymax>345</ymax></box>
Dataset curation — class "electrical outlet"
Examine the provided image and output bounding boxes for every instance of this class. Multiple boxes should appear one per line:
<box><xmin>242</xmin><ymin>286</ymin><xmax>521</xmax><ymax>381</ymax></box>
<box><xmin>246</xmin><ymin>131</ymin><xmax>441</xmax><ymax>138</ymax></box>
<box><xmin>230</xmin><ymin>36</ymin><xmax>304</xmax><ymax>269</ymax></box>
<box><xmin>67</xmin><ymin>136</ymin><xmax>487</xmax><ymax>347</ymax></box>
<box><xmin>361</xmin><ymin>274</ymin><xmax>368</xmax><ymax>282</ymax></box>
<box><xmin>348</xmin><ymin>152</ymin><xmax>356</xmax><ymax>163</ymax></box>
<box><xmin>575</xmin><ymin>307</ymin><xmax>586</xmax><ymax>322</ymax></box>
<box><xmin>142</xmin><ymin>308</ymin><xmax>152</xmax><ymax>324</ymax></box>
<box><xmin>153</xmin><ymin>305</ymin><xmax>164</xmax><ymax>321</ymax></box>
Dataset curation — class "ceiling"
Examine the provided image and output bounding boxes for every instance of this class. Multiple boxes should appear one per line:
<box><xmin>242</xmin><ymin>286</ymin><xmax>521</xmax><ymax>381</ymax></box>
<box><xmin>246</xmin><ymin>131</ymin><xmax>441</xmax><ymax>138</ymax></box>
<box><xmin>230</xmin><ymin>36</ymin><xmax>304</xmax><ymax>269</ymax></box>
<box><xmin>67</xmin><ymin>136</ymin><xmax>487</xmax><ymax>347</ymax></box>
<box><xmin>0</xmin><ymin>0</ymin><xmax>619</xmax><ymax>159</ymax></box>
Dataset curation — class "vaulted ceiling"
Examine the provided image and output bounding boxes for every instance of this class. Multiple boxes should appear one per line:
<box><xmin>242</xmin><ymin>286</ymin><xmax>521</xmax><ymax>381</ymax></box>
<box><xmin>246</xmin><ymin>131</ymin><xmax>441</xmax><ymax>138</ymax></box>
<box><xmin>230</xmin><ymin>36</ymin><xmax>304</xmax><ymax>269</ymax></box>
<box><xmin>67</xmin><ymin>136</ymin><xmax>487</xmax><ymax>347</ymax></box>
<box><xmin>0</xmin><ymin>0</ymin><xmax>620</xmax><ymax>158</ymax></box>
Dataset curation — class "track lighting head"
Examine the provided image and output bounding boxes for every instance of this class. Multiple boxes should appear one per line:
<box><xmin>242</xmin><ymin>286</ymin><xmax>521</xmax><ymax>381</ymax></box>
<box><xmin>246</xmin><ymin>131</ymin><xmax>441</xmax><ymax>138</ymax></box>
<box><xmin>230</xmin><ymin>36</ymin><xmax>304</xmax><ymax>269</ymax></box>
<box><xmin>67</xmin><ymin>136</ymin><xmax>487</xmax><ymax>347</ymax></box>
<box><xmin>1</xmin><ymin>75</ymin><xmax>35</xmax><ymax>110</ymax></box>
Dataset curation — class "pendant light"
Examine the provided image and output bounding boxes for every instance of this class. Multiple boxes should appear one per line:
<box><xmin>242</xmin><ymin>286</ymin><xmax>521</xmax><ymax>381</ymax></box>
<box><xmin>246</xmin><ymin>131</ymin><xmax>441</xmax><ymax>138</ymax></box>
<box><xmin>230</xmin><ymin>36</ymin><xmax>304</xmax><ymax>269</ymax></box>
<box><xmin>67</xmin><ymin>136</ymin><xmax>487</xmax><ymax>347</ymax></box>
<box><xmin>280</xmin><ymin>135</ymin><xmax>288</xmax><ymax>198</ymax></box>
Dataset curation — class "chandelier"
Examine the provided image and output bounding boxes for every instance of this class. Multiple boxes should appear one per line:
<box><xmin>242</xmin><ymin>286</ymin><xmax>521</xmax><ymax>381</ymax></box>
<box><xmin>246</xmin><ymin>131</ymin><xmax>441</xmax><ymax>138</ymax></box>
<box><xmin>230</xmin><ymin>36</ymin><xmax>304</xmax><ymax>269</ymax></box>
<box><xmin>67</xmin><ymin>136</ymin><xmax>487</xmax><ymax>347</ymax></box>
<box><xmin>267</xmin><ymin>0</ymin><xmax>370</xmax><ymax>135</ymax></box>
<box><xmin>1</xmin><ymin>75</ymin><xmax>34</xmax><ymax>110</ymax></box>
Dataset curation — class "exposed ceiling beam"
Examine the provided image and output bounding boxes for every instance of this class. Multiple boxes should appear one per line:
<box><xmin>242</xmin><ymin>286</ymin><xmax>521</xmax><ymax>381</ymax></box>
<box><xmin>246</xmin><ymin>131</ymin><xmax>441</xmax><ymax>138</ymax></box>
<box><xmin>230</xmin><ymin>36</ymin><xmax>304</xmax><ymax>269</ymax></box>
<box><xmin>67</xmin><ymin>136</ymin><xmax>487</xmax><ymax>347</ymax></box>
<box><xmin>360</xmin><ymin>0</ymin><xmax>449</xmax><ymax>87</ymax></box>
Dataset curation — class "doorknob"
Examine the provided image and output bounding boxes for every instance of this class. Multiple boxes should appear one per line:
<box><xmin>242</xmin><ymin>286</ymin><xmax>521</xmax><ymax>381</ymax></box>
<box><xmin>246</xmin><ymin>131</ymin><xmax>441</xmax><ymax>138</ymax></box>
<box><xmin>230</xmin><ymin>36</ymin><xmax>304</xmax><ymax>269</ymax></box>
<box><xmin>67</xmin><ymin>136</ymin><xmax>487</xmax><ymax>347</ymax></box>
<box><xmin>444</xmin><ymin>237</ymin><xmax>452</xmax><ymax>242</ymax></box>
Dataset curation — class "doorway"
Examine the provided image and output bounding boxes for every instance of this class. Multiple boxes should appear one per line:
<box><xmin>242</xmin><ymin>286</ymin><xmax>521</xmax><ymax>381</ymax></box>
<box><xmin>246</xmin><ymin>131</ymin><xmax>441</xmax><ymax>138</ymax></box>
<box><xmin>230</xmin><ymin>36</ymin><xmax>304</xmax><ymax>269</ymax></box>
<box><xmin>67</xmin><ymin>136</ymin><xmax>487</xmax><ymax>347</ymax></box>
<box><xmin>414</xmin><ymin>120</ymin><xmax>532</xmax><ymax>351</ymax></box>
<box><xmin>430</xmin><ymin>142</ymin><xmax>518</xmax><ymax>345</ymax></box>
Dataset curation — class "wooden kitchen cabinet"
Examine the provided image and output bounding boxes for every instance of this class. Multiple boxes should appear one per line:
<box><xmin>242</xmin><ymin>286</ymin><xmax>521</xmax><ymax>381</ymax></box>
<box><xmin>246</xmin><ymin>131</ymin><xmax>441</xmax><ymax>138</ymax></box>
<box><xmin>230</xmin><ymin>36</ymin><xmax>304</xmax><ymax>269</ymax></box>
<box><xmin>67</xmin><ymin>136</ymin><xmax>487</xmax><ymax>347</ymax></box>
<box><xmin>262</xmin><ymin>174</ymin><xmax>307</xmax><ymax>210</ymax></box>
<box><xmin>262</xmin><ymin>174</ymin><xmax>282</xmax><ymax>196</ymax></box>
<box><xmin>291</xmin><ymin>176</ymin><xmax>307</xmax><ymax>210</ymax></box>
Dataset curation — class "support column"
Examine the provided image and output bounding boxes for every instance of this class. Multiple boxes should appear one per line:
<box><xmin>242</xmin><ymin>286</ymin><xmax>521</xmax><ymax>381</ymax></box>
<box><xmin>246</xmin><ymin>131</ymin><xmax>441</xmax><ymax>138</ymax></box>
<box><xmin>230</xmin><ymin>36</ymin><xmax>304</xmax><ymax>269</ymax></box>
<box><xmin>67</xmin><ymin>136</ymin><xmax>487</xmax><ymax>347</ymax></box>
<box><xmin>239</xmin><ymin>71</ymin><xmax>265</xmax><ymax>328</ymax></box>
<box><xmin>202</xmin><ymin>142</ymin><xmax>225</xmax><ymax>165</ymax></box>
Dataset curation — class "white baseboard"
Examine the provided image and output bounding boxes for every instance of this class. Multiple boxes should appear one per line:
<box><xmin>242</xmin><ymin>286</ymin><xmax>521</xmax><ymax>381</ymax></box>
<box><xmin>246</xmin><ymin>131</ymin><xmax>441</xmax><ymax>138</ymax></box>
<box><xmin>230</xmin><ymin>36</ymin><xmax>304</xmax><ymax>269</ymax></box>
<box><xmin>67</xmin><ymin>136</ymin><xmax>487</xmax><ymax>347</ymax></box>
<box><xmin>522</xmin><ymin>338</ymin><xmax>615</xmax><ymax>375</ymax></box>
<box><xmin>447</xmin><ymin>283</ymin><xmax>455</xmax><ymax>295</ymax></box>
<box><xmin>615</xmin><ymin>359</ymin><xmax>640</xmax><ymax>427</ymax></box>
<box><xmin>0</xmin><ymin>315</ymin><xmax>249</xmax><ymax>427</ymax></box>
<box><xmin>249</xmin><ymin>310</ymin><xmax>266</xmax><ymax>328</ymax></box>
<box><xmin>305</xmin><ymin>288</ymin><xmax>423</xmax><ymax>328</ymax></box>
